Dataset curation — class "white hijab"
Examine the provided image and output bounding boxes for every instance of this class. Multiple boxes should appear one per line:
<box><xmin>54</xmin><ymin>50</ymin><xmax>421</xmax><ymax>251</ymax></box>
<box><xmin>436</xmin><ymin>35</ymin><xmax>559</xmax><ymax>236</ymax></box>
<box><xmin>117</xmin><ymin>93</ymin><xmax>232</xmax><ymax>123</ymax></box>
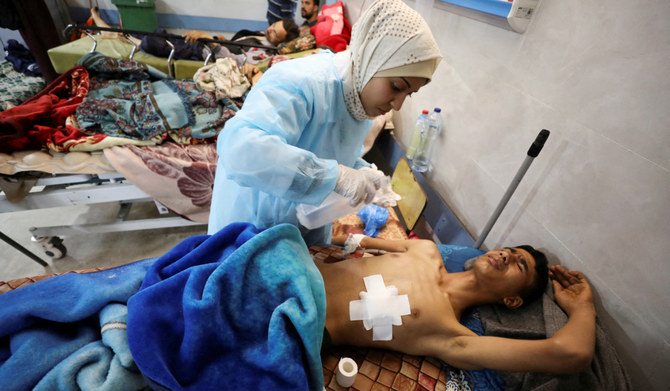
<box><xmin>334</xmin><ymin>0</ymin><xmax>442</xmax><ymax>120</ymax></box>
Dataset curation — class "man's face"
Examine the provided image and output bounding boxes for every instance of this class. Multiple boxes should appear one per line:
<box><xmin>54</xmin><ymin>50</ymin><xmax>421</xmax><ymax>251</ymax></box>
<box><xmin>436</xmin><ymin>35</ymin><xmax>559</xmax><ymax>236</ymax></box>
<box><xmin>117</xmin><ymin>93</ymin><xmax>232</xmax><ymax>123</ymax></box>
<box><xmin>301</xmin><ymin>0</ymin><xmax>318</xmax><ymax>20</ymax></box>
<box><xmin>265</xmin><ymin>21</ymin><xmax>287</xmax><ymax>45</ymax></box>
<box><xmin>473</xmin><ymin>247</ymin><xmax>537</xmax><ymax>298</ymax></box>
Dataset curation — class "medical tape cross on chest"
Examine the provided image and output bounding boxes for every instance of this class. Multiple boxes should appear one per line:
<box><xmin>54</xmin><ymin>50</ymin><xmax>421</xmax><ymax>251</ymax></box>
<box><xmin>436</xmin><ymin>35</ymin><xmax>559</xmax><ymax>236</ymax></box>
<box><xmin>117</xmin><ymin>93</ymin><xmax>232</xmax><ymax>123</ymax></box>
<box><xmin>349</xmin><ymin>274</ymin><xmax>411</xmax><ymax>341</ymax></box>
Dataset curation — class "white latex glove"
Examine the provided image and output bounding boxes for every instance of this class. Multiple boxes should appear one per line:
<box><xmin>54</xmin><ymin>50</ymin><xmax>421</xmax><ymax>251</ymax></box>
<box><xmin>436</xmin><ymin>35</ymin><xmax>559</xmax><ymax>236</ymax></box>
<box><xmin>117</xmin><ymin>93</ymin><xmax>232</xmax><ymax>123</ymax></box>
<box><xmin>334</xmin><ymin>164</ymin><xmax>385</xmax><ymax>206</ymax></box>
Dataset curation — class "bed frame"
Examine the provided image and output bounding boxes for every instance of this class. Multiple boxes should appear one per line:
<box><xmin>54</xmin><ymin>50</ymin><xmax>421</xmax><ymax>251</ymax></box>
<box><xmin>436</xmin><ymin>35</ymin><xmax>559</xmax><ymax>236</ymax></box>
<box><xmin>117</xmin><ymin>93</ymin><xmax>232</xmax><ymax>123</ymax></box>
<box><xmin>49</xmin><ymin>24</ymin><xmax>281</xmax><ymax>80</ymax></box>
<box><xmin>0</xmin><ymin>171</ymin><xmax>205</xmax><ymax>260</ymax></box>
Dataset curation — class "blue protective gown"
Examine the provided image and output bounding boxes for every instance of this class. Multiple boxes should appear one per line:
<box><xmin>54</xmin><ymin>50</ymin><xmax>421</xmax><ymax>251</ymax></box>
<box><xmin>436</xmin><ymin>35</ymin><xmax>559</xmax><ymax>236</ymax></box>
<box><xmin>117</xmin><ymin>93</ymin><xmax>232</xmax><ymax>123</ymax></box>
<box><xmin>208</xmin><ymin>51</ymin><xmax>372</xmax><ymax>245</ymax></box>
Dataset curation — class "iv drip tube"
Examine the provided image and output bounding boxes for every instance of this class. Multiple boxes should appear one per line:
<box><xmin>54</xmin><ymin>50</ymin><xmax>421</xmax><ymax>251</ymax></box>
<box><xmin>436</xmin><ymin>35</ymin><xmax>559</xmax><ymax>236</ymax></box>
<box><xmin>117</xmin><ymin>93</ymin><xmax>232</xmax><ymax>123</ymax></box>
<box><xmin>474</xmin><ymin>129</ymin><xmax>550</xmax><ymax>249</ymax></box>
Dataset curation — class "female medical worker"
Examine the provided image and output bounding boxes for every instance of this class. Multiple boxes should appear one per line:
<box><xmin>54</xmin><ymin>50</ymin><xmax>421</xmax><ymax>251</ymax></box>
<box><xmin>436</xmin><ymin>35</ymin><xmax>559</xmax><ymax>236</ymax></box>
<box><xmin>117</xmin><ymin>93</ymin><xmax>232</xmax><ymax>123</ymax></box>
<box><xmin>208</xmin><ymin>0</ymin><xmax>442</xmax><ymax>245</ymax></box>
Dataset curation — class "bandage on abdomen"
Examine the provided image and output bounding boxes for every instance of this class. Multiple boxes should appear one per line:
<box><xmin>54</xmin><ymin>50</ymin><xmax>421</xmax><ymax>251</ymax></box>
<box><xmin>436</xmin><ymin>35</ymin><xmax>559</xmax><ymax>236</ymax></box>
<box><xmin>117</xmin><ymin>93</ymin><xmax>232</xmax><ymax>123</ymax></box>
<box><xmin>349</xmin><ymin>274</ymin><xmax>411</xmax><ymax>341</ymax></box>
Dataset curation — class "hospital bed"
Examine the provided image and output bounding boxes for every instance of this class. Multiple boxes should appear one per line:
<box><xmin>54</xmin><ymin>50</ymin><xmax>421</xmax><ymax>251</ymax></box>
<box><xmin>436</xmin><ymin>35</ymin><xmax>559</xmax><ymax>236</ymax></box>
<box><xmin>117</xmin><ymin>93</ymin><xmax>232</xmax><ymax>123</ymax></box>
<box><xmin>0</xmin><ymin>47</ymin><xmax>228</xmax><ymax>260</ymax></box>
<box><xmin>0</xmin><ymin>148</ymin><xmax>208</xmax><ymax>259</ymax></box>
<box><xmin>48</xmin><ymin>24</ymin><xmax>314</xmax><ymax>80</ymax></box>
<box><xmin>0</xmin><ymin>68</ymin><xmax>223</xmax><ymax>261</ymax></box>
<box><xmin>0</xmin><ymin>200</ymin><xmax>493</xmax><ymax>391</ymax></box>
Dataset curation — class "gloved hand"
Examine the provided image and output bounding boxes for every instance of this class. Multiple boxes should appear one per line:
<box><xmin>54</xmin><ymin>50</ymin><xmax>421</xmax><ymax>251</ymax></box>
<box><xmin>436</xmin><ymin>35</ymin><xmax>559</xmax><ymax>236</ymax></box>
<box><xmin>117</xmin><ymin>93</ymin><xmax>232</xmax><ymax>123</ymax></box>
<box><xmin>334</xmin><ymin>164</ymin><xmax>385</xmax><ymax>206</ymax></box>
<box><xmin>372</xmin><ymin>176</ymin><xmax>402</xmax><ymax>208</ymax></box>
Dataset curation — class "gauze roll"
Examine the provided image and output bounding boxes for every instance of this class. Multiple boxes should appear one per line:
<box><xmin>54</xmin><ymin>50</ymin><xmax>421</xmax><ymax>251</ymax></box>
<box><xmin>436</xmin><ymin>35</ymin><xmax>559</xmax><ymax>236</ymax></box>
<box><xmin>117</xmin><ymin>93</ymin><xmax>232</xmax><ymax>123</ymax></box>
<box><xmin>372</xmin><ymin>175</ymin><xmax>401</xmax><ymax>208</ymax></box>
<box><xmin>336</xmin><ymin>357</ymin><xmax>358</xmax><ymax>388</ymax></box>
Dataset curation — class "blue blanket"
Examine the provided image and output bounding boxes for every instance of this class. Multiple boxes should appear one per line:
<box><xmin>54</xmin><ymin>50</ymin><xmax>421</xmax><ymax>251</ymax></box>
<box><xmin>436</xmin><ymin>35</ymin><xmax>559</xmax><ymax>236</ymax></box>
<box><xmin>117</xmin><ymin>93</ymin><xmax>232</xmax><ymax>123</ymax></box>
<box><xmin>0</xmin><ymin>258</ymin><xmax>154</xmax><ymax>390</ymax></box>
<box><xmin>127</xmin><ymin>223</ymin><xmax>327</xmax><ymax>391</ymax></box>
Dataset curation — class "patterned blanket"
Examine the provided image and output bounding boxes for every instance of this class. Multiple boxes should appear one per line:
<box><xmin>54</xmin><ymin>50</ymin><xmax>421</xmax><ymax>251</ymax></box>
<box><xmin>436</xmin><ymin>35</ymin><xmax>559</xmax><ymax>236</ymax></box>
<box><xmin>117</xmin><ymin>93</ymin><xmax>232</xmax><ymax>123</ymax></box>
<box><xmin>0</xmin><ymin>60</ymin><xmax>45</xmax><ymax>111</ymax></box>
<box><xmin>103</xmin><ymin>141</ymin><xmax>217</xmax><ymax>223</ymax></box>
<box><xmin>73</xmin><ymin>52</ymin><xmax>244</xmax><ymax>149</ymax></box>
<box><xmin>0</xmin><ymin>53</ymin><xmax>246</xmax><ymax>154</ymax></box>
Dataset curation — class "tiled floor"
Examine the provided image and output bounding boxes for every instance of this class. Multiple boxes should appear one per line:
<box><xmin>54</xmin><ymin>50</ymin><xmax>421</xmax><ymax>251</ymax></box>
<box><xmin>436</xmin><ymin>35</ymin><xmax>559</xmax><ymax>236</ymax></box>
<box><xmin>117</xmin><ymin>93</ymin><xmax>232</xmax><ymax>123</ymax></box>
<box><xmin>323</xmin><ymin>346</ymin><xmax>447</xmax><ymax>391</ymax></box>
<box><xmin>0</xmin><ymin>200</ymin><xmax>207</xmax><ymax>281</ymax></box>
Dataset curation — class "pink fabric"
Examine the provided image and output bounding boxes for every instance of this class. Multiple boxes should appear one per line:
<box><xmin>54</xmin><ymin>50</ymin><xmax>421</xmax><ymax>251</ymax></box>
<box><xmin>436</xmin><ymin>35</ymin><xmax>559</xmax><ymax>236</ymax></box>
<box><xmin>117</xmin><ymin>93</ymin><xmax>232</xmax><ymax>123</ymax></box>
<box><xmin>314</xmin><ymin>1</ymin><xmax>345</xmax><ymax>37</ymax></box>
<box><xmin>103</xmin><ymin>143</ymin><xmax>217</xmax><ymax>222</ymax></box>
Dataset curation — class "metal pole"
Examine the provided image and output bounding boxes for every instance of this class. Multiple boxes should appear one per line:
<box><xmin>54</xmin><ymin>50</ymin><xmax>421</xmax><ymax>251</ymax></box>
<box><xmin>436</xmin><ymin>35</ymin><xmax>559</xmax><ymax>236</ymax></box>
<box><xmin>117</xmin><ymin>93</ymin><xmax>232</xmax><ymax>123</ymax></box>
<box><xmin>0</xmin><ymin>231</ymin><xmax>48</xmax><ymax>267</ymax></box>
<box><xmin>474</xmin><ymin>129</ymin><xmax>550</xmax><ymax>249</ymax></box>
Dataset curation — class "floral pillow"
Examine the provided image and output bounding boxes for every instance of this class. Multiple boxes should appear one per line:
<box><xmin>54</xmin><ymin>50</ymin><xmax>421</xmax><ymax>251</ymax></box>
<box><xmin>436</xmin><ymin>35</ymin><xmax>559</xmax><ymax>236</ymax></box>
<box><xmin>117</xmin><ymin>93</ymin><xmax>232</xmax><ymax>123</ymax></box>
<box><xmin>277</xmin><ymin>27</ymin><xmax>316</xmax><ymax>54</ymax></box>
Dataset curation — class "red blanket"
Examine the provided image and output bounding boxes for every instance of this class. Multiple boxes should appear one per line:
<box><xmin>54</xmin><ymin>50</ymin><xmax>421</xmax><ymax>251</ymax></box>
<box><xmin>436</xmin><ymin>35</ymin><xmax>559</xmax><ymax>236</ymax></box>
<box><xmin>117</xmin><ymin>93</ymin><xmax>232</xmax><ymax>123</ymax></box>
<box><xmin>0</xmin><ymin>66</ymin><xmax>89</xmax><ymax>153</ymax></box>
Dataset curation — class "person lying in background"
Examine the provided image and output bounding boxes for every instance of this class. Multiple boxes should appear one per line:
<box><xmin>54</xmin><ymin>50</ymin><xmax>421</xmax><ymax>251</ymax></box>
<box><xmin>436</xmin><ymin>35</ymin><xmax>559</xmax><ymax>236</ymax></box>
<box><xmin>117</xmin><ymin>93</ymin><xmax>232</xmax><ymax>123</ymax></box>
<box><xmin>317</xmin><ymin>234</ymin><xmax>596</xmax><ymax>374</ymax></box>
<box><xmin>182</xmin><ymin>18</ymin><xmax>300</xmax><ymax>66</ymax></box>
<box><xmin>85</xmin><ymin>9</ymin><xmax>302</xmax><ymax>65</ymax></box>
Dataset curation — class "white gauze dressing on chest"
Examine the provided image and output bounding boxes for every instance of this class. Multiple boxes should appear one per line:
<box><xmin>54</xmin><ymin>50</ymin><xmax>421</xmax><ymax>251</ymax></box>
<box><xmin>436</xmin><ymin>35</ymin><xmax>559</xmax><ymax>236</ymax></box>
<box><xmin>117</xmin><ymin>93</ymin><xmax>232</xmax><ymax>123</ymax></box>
<box><xmin>349</xmin><ymin>274</ymin><xmax>411</xmax><ymax>341</ymax></box>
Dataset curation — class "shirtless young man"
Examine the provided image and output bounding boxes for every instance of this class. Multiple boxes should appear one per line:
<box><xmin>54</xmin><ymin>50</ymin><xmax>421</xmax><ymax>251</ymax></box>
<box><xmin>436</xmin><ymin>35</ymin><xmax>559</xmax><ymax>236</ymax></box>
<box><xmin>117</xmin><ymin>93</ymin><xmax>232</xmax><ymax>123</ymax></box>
<box><xmin>317</xmin><ymin>235</ymin><xmax>596</xmax><ymax>374</ymax></box>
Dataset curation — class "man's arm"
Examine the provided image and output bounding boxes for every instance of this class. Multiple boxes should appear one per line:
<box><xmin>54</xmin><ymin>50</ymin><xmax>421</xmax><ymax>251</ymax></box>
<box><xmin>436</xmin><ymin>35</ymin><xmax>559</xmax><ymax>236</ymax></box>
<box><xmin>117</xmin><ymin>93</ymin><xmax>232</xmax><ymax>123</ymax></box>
<box><xmin>332</xmin><ymin>234</ymin><xmax>436</xmax><ymax>254</ymax></box>
<box><xmin>183</xmin><ymin>30</ymin><xmax>213</xmax><ymax>45</ymax></box>
<box><xmin>441</xmin><ymin>266</ymin><xmax>596</xmax><ymax>373</ymax></box>
<box><xmin>241</xmin><ymin>64</ymin><xmax>263</xmax><ymax>86</ymax></box>
<box><xmin>183</xmin><ymin>30</ymin><xmax>227</xmax><ymax>45</ymax></box>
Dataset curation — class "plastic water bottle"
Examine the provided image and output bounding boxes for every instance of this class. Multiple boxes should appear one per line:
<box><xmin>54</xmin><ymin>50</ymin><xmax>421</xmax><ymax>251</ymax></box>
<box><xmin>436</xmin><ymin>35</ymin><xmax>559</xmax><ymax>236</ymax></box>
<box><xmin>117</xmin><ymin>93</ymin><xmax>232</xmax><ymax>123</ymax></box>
<box><xmin>411</xmin><ymin>107</ymin><xmax>443</xmax><ymax>173</ymax></box>
<box><xmin>406</xmin><ymin>109</ymin><xmax>429</xmax><ymax>160</ymax></box>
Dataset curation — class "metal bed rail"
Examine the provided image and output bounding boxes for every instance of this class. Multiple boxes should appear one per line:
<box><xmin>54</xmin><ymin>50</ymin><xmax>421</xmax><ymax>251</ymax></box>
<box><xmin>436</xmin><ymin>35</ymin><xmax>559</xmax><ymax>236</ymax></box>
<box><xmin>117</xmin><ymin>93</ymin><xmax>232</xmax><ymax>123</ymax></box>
<box><xmin>1</xmin><ymin>173</ymin><xmax>205</xmax><ymax>261</ymax></box>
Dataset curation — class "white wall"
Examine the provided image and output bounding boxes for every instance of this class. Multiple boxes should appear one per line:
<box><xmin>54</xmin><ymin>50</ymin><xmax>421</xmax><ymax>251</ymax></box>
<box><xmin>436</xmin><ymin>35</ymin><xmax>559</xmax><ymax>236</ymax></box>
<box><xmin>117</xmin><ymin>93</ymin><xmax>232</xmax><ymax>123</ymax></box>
<box><xmin>391</xmin><ymin>0</ymin><xmax>669</xmax><ymax>389</ymax></box>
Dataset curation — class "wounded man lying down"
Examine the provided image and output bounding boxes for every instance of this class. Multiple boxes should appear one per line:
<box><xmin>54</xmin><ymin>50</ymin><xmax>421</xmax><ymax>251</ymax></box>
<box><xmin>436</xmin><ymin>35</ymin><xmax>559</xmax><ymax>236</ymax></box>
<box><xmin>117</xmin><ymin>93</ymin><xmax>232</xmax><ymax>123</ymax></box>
<box><xmin>320</xmin><ymin>234</ymin><xmax>596</xmax><ymax>375</ymax></box>
<box><xmin>0</xmin><ymin>223</ymin><xmax>596</xmax><ymax>391</ymax></box>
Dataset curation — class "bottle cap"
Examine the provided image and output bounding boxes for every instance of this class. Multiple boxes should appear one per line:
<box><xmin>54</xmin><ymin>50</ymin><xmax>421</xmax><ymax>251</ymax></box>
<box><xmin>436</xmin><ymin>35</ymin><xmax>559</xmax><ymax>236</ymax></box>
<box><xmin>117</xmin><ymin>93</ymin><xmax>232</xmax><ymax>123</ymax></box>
<box><xmin>422</xmin><ymin>110</ymin><xmax>429</xmax><ymax>114</ymax></box>
<box><xmin>433</xmin><ymin>107</ymin><xmax>441</xmax><ymax>112</ymax></box>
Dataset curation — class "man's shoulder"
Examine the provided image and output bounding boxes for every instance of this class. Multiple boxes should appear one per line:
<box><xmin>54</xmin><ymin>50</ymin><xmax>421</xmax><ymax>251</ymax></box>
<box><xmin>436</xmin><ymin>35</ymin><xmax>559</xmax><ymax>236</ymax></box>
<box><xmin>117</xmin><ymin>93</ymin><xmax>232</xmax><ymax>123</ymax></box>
<box><xmin>407</xmin><ymin>239</ymin><xmax>442</xmax><ymax>258</ymax></box>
